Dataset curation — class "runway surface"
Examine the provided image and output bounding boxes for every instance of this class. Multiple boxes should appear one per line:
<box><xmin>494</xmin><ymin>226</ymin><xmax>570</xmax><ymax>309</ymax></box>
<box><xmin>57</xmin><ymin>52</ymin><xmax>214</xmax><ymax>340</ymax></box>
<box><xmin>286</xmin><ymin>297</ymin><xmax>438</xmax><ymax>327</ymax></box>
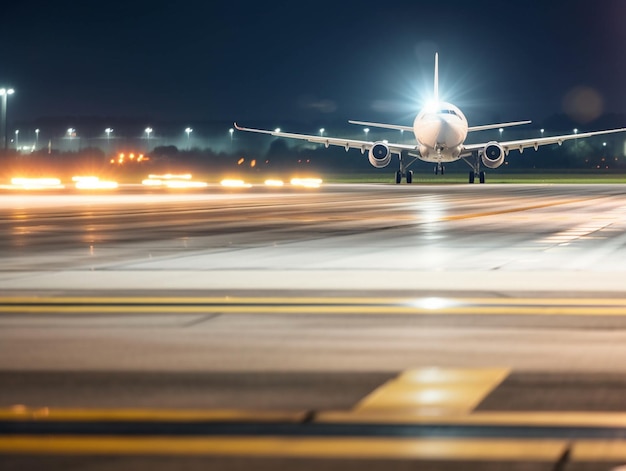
<box><xmin>2</xmin><ymin>183</ymin><xmax>626</xmax><ymax>470</ymax></box>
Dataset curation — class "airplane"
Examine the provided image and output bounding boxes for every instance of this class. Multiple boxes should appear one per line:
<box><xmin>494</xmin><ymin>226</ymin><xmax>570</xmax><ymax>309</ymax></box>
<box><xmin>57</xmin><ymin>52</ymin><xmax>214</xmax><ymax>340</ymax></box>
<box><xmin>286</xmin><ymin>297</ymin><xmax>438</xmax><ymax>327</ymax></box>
<box><xmin>235</xmin><ymin>54</ymin><xmax>626</xmax><ymax>184</ymax></box>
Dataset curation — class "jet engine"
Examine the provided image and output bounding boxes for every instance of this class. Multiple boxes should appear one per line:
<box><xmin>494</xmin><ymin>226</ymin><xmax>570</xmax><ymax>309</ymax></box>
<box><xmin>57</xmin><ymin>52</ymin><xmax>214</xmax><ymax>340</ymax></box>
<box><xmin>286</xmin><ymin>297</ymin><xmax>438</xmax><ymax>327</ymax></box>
<box><xmin>481</xmin><ymin>141</ymin><xmax>505</xmax><ymax>169</ymax></box>
<box><xmin>368</xmin><ymin>142</ymin><xmax>392</xmax><ymax>168</ymax></box>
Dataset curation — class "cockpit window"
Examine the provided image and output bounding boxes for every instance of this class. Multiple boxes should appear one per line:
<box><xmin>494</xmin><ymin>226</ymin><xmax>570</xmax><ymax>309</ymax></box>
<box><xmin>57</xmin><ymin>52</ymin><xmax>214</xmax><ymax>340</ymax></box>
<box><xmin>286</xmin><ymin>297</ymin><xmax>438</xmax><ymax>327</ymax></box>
<box><xmin>438</xmin><ymin>109</ymin><xmax>458</xmax><ymax>117</ymax></box>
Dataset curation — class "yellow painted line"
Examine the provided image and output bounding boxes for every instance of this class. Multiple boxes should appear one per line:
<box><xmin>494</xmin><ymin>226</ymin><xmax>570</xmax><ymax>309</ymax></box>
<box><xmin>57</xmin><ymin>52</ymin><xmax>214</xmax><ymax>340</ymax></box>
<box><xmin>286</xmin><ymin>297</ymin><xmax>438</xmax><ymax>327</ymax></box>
<box><xmin>572</xmin><ymin>440</ymin><xmax>626</xmax><ymax>461</ymax></box>
<box><xmin>0</xmin><ymin>407</ymin><xmax>306</xmax><ymax>423</ymax></box>
<box><xmin>1</xmin><ymin>296</ymin><xmax>626</xmax><ymax>306</ymax></box>
<box><xmin>0</xmin><ymin>436</ymin><xmax>567</xmax><ymax>460</ymax></box>
<box><xmin>441</xmin><ymin>199</ymin><xmax>587</xmax><ymax>221</ymax></box>
<box><xmin>3</xmin><ymin>306</ymin><xmax>626</xmax><ymax>315</ymax></box>
<box><xmin>2</xmin><ymin>297</ymin><xmax>626</xmax><ymax>316</ymax></box>
<box><xmin>317</xmin><ymin>411</ymin><xmax>626</xmax><ymax>427</ymax></box>
<box><xmin>353</xmin><ymin>368</ymin><xmax>510</xmax><ymax>415</ymax></box>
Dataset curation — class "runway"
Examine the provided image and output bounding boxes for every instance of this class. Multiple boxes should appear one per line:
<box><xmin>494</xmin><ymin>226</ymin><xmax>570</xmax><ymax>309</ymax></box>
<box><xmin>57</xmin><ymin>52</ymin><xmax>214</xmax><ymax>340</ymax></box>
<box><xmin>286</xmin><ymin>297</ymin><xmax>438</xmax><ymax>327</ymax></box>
<box><xmin>2</xmin><ymin>183</ymin><xmax>626</xmax><ymax>470</ymax></box>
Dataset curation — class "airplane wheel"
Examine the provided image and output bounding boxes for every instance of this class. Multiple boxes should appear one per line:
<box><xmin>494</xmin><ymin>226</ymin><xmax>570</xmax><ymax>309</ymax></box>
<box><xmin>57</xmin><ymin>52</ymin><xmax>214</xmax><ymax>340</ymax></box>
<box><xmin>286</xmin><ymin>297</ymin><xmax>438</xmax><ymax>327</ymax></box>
<box><xmin>406</xmin><ymin>171</ymin><xmax>413</xmax><ymax>184</ymax></box>
<box><xmin>469</xmin><ymin>171</ymin><xmax>475</xmax><ymax>184</ymax></box>
<box><xmin>479</xmin><ymin>171</ymin><xmax>486</xmax><ymax>184</ymax></box>
<box><xmin>434</xmin><ymin>166</ymin><xmax>438</xmax><ymax>175</ymax></box>
<box><xmin>441</xmin><ymin>165</ymin><xmax>445</xmax><ymax>175</ymax></box>
<box><xmin>395</xmin><ymin>171</ymin><xmax>402</xmax><ymax>184</ymax></box>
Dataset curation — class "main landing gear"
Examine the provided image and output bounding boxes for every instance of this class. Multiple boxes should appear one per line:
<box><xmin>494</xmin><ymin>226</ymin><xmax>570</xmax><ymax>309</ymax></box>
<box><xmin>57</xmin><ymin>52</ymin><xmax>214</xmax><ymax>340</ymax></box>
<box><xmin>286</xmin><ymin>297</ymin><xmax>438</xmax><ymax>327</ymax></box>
<box><xmin>394</xmin><ymin>153</ymin><xmax>418</xmax><ymax>184</ymax></box>
<box><xmin>463</xmin><ymin>153</ymin><xmax>486</xmax><ymax>184</ymax></box>
<box><xmin>434</xmin><ymin>162</ymin><xmax>445</xmax><ymax>175</ymax></box>
<box><xmin>395</xmin><ymin>170</ymin><xmax>413</xmax><ymax>184</ymax></box>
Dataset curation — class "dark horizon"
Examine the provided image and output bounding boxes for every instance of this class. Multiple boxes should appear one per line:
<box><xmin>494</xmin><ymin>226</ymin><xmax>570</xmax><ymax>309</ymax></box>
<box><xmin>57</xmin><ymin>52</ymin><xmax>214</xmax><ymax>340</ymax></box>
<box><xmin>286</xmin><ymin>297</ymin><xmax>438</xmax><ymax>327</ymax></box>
<box><xmin>1</xmin><ymin>1</ymin><xmax>626</xmax><ymax>129</ymax></box>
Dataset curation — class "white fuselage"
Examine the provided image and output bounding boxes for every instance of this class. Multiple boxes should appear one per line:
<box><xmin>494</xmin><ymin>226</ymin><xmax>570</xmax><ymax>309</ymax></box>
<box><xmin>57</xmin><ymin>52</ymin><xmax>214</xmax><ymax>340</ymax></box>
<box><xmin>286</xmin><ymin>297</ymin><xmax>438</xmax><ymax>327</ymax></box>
<box><xmin>413</xmin><ymin>101</ymin><xmax>468</xmax><ymax>163</ymax></box>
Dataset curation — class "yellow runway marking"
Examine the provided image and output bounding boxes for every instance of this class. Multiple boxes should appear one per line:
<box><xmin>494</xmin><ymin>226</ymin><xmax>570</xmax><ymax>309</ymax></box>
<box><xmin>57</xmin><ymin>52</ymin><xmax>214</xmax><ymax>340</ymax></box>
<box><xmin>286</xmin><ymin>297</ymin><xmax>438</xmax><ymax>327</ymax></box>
<box><xmin>573</xmin><ymin>440</ymin><xmax>626</xmax><ymax>461</ymax></box>
<box><xmin>441</xmin><ymin>199</ymin><xmax>588</xmax><ymax>222</ymax></box>
<box><xmin>0</xmin><ymin>407</ymin><xmax>306</xmax><ymax>423</ymax></box>
<box><xmin>318</xmin><ymin>411</ymin><xmax>626</xmax><ymax>427</ymax></box>
<box><xmin>354</xmin><ymin>368</ymin><xmax>510</xmax><ymax>416</ymax></box>
<box><xmin>1</xmin><ymin>297</ymin><xmax>626</xmax><ymax>316</ymax></box>
<box><xmin>0</xmin><ymin>436</ymin><xmax>567</xmax><ymax>460</ymax></box>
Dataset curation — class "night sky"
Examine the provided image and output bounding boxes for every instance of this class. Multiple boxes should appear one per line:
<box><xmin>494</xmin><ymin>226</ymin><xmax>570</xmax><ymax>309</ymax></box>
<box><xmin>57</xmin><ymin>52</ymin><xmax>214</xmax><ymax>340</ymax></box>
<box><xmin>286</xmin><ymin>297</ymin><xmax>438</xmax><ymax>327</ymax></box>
<box><xmin>2</xmin><ymin>0</ymin><xmax>626</xmax><ymax>127</ymax></box>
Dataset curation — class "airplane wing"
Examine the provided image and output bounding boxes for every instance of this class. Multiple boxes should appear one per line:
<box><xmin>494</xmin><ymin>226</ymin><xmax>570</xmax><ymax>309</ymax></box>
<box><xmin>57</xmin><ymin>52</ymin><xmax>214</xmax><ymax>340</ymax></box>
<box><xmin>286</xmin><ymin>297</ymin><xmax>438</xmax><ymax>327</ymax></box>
<box><xmin>463</xmin><ymin>128</ymin><xmax>626</xmax><ymax>154</ymax></box>
<box><xmin>348</xmin><ymin>120</ymin><xmax>413</xmax><ymax>133</ymax></box>
<box><xmin>468</xmin><ymin>120</ymin><xmax>532</xmax><ymax>132</ymax></box>
<box><xmin>233</xmin><ymin>123</ymin><xmax>418</xmax><ymax>154</ymax></box>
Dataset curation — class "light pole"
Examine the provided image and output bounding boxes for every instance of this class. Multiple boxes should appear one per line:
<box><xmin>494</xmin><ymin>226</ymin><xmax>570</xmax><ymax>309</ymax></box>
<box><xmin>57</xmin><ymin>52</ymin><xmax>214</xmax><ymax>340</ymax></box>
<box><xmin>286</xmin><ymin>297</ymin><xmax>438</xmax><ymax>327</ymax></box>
<box><xmin>35</xmin><ymin>129</ymin><xmax>40</xmax><ymax>150</ymax></box>
<box><xmin>319</xmin><ymin>128</ymin><xmax>325</xmax><ymax>137</ymax></box>
<box><xmin>229</xmin><ymin>128</ymin><xmax>234</xmax><ymax>143</ymax></box>
<box><xmin>499</xmin><ymin>127</ymin><xmax>504</xmax><ymax>138</ymax></box>
<box><xmin>364</xmin><ymin>128</ymin><xmax>369</xmax><ymax>139</ymax></box>
<box><xmin>145</xmin><ymin>127</ymin><xmax>152</xmax><ymax>150</ymax></box>
<box><xmin>14</xmin><ymin>129</ymin><xmax>19</xmax><ymax>151</ymax></box>
<box><xmin>105</xmin><ymin>128</ymin><xmax>113</xmax><ymax>152</ymax></box>
<box><xmin>0</xmin><ymin>88</ymin><xmax>15</xmax><ymax>151</ymax></box>
<box><xmin>67</xmin><ymin>128</ymin><xmax>75</xmax><ymax>151</ymax></box>
<box><xmin>185</xmin><ymin>127</ymin><xmax>192</xmax><ymax>149</ymax></box>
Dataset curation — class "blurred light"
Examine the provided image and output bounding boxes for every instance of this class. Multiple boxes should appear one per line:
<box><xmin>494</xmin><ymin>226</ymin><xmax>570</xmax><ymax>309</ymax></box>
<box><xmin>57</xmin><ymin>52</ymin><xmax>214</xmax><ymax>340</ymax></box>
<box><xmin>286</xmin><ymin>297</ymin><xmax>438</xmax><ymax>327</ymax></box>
<box><xmin>143</xmin><ymin>174</ymin><xmax>204</xmax><ymax>188</ymax></box>
<box><xmin>148</xmin><ymin>174</ymin><xmax>192</xmax><ymax>180</ymax></box>
<box><xmin>411</xmin><ymin>297</ymin><xmax>457</xmax><ymax>310</ymax></box>
<box><xmin>73</xmin><ymin>176</ymin><xmax>118</xmax><ymax>190</ymax></box>
<box><xmin>290</xmin><ymin>177</ymin><xmax>323</xmax><ymax>188</ymax></box>
<box><xmin>250</xmin><ymin>159</ymin><xmax>256</xmax><ymax>168</ymax></box>
<box><xmin>10</xmin><ymin>177</ymin><xmax>64</xmax><ymax>190</ymax></box>
<box><xmin>237</xmin><ymin>158</ymin><xmax>245</xmax><ymax>165</ymax></box>
<box><xmin>220</xmin><ymin>179</ymin><xmax>251</xmax><ymax>188</ymax></box>
<box><xmin>164</xmin><ymin>180</ymin><xmax>207</xmax><ymax>189</ymax></box>
<box><xmin>274</xmin><ymin>128</ymin><xmax>281</xmax><ymax>133</ymax></box>
<box><xmin>264</xmin><ymin>179</ymin><xmax>284</xmax><ymax>187</ymax></box>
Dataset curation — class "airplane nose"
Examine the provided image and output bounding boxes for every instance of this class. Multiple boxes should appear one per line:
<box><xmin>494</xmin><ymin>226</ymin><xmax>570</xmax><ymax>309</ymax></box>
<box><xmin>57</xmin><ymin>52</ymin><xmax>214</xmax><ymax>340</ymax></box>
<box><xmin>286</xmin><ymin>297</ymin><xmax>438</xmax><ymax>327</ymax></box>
<box><xmin>417</xmin><ymin>118</ymin><xmax>444</xmax><ymax>148</ymax></box>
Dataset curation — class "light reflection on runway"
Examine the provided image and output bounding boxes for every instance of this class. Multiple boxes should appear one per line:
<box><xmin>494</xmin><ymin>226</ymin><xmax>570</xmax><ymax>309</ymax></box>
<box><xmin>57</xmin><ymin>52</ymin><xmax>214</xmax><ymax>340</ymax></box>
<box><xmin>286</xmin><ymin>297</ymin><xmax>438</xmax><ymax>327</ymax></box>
<box><xmin>1</xmin><ymin>184</ymin><xmax>625</xmax><ymax>291</ymax></box>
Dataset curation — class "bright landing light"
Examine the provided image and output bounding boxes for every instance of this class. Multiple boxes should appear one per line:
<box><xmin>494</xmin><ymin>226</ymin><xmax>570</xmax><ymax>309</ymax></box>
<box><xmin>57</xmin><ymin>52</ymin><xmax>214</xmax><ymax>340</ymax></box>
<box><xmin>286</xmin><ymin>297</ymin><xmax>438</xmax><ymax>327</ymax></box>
<box><xmin>264</xmin><ymin>179</ymin><xmax>284</xmax><ymax>187</ymax></box>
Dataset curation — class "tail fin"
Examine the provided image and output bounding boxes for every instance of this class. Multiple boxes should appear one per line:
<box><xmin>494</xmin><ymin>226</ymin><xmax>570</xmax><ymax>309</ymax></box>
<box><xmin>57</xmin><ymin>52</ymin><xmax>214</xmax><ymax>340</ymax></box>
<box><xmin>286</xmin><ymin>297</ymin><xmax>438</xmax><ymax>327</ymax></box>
<box><xmin>434</xmin><ymin>53</ymin><xmax>439</xmax><ymax>102</ymax></box>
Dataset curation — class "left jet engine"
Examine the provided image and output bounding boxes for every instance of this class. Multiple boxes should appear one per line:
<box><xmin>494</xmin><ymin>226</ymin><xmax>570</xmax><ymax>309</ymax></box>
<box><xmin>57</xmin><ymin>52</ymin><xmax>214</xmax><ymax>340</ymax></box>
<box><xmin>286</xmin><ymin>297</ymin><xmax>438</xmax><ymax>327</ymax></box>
<box><xmin>368</xmin><ymin>142</ymin><xmax>392</xmax><ymax>168</ymax></box>
<box><xmin>481</xmin><ymin>141</ymin><xmax>506</xmax><ymax>168</ymax></box>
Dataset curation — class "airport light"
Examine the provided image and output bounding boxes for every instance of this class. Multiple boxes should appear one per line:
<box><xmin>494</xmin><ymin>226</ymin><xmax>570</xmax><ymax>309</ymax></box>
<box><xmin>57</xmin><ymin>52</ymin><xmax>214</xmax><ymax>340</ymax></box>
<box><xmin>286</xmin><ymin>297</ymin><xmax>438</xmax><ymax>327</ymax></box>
<box><xmin>573</xmin><ymin>128</ymin><xmax>578</xmax><ymax>134</ymax></box>
<box><xmin>319</xmin><ymin>128</ymin><xmax>325</xmax><ymax>136</ymax></box>
<box><xmin>145</xmin><ymin>127</ymin><xmax>153</xmax><ymax>139</ymax></box>
<box><xmin>35</xmin><ymin>129</ymin><xmax>39</xmax><ymax>150</ymax></box>
<box><xmin>540</xmin><ymin>128</ymin><xmax>545</xmax><ymax>135</ymax></box>
<box><xmin>364</xmin><ymin>128</ymin><xmax>369</xmax><ymax>138</ymax></box>
<box><xmin>499</xmin><ymin>127</ymin><xmax>504</xmax><ymax>136</ymax></box>
<box><xmin>14</xmin><ymin>129</ymin><xmax>19</xmax><ymax>150</ymax></box>
<box><xmin>185</xmin><ymin>127</ymin><xmax>192</xmax><ymax>149</ymax></box>
<box><xmin>0</xmin><ymin>88</ymin><xmax>15</xmax><ymax>150</ymax></box>
<box><xmin>274</xmin><ymin>128</ymin><xmax>281</xmax><ymax>133</ymax></box>
<box><xmin>105</xmin><ymin>127</ymin><xmax>113</xmax><ymax>140</ymax></box>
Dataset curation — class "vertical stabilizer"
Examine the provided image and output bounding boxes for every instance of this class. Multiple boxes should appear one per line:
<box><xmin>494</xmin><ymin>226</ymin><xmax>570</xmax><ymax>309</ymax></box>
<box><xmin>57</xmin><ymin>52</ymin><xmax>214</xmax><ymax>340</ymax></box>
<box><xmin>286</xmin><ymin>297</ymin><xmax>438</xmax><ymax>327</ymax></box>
<box><xmin>434</xmin><ymin>53</ymin><xmax>439</xmax><ymax>102</ymax></box>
